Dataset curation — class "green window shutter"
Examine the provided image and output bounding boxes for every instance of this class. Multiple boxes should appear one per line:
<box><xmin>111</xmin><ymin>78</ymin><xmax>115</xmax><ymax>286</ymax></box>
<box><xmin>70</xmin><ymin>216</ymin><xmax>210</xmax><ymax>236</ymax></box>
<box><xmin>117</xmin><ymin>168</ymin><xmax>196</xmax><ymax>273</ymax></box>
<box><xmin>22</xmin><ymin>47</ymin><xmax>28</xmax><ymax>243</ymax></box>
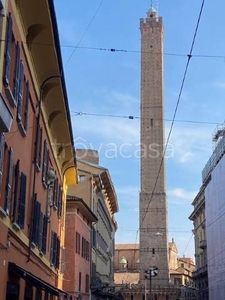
<box><xmin>42</xmin><ymin>215</ymin><xmax>48</xmax><ymax>254</ymax></box>
<box><xmin>42</xmin><ymin>140</ymin><xmax>48</xmax><ymax>185</ymax></box>
<box><xmin>23</xmin><ymin>81</ymin><xmax>29</xmax><ymax>132</ymax></box>
<box><xmin>4</xmin><ymin>147</ymin><xmax>14</xmax><ymax>215</ymax></box>
<box><xmin>56</xmin><ymin>237</ymin><xmax>60</xmax><ymax>269</ymax></box>
<box><xmin>17</xmin><ymin>61</ymin><xmax>24</xmax><ymax>122</ymax></box>
<box><xmin>31</xmin><ymin>194</ymin><xmax>37</xmax><ymax>243</ymax></box>
<box><xmin>34</xmin><ymin>201</ymin><xmax>41</xmax><ymax>245</ymax></box>
<box><xmin>12</xmin><ymin>160</ymin><xmax>20</xmax><ymax>222</ymax></box>
<box><xmin>3</xmin><ymin>13</ymin><xmax>13</xmax><ymax>87</ymax></box>
<box><xmin>53</xmin><ymin>177</ymin><xmax>58</xmax><ymax>208</ymax></box>
<box><xmin>53</xmin><ymin>232</ymin><xmax>57</xmax><ymax>267</ymax></box>
<box><xmin>0</xmin><ymin>133</ymin><xmax>5</xmax><ymax>193</ymax></box>
<box><xmin>17</xmin><ymin>172</ymin><xmax>27</xmax><ymax>229</ymax></box>
<box><xmin>38</xmin><ymin>211</ymin><xmax>43</xmax><ymax>251</ymax></box>
<box><xmin>50</xmin><ymin>231</ymin><xmax>54</xmax><ymax>264</ymax></box>
<box><xmin>13</xmin><ymin>42</ymin><xmax>20</xmax><ymax>103</ymax></box>
<box><xmin>57</xmin><ymin>185</ymin><xmax>62</xmax><ymax>218</ymax></box>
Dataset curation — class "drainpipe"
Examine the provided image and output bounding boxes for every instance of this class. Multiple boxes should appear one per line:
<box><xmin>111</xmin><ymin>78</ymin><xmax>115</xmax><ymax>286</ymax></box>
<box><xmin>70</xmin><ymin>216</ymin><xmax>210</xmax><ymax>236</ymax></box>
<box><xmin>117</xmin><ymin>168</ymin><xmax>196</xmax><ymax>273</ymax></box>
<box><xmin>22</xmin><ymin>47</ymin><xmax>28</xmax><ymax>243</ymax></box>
<box><xmin>28</xmin><ymin>75</ymin><xmax>61</xmax><ymax>262</ymax></box>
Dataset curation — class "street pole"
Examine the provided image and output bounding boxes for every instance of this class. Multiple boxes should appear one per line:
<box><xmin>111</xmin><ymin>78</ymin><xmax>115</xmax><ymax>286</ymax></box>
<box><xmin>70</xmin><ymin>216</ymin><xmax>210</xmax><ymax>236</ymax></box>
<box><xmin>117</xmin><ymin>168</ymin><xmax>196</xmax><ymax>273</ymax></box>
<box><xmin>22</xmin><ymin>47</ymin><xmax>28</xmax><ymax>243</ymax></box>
<box><xmin>149</xmin><ymin>271</ymin><xmax>152</xmax><ymax>300</ymax></box>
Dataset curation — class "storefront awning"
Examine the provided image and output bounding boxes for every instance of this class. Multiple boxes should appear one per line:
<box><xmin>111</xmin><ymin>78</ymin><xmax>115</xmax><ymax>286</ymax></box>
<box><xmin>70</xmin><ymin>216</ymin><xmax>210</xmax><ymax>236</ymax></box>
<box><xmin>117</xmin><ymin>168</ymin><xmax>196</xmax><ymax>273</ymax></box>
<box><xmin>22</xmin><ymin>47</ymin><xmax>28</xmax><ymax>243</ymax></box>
<box><xmin>8</xmin><ymin>262</ymin><xmax>68</xmax><ymax>298</ymax></box>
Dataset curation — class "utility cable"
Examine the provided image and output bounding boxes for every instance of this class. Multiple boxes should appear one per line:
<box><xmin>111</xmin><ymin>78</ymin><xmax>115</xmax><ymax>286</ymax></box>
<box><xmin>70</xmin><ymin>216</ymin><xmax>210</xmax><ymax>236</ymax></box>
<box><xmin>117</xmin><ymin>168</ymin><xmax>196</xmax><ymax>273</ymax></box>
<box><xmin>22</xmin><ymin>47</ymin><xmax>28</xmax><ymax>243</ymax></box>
<box><xmin>0</xmin><ymin>39</ymin><xmax>224</xmax><ymax>59</ymax></box>
<box><xmin>138</xmin><ymin>0</ymin><xmax>205</xmax><ymax>240</ymax></box>
<box><xmin>71</xmin><ymin>111</ymin><xmax>222</xmax><ymax>126</ymax></box>
<box><xmin>182</xmin><ymin>233</ymin><xmax>194</xmax><ymax>256</ymax></box>
<box><xmin>64</xmin><ymin>0</ymin><xmax>104</xmax><ymax>67</ymax></box>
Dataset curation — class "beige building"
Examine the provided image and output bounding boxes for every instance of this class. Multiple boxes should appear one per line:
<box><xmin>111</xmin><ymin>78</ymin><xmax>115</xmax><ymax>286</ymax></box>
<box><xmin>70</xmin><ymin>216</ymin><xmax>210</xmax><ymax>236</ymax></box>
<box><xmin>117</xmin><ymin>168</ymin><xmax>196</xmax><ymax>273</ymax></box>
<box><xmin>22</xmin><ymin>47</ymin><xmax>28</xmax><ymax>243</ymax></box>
<box><xmin>139</xmin><ymin>5</ymin><xmax>169</xmax><ymax>288</ymax></box>
<box><xmin>189</xmin><ymin>187</ymin><xmax>208</xmax><ymax>300</ymax></box>
<box><xmin>68</xmin><ymin>150</ymin><xmax>119</xmax><ymax>299</ymax></box>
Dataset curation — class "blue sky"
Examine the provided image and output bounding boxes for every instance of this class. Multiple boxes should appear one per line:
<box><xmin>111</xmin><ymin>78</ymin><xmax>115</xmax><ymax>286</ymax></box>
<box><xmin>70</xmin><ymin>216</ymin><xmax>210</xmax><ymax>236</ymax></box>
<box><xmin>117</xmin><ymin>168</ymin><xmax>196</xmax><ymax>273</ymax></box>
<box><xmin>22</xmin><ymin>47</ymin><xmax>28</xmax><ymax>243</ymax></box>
<box><xmin>54</xmin><ymin>0</ymin><xmax>225</xmax><ymax>258</ymax></box>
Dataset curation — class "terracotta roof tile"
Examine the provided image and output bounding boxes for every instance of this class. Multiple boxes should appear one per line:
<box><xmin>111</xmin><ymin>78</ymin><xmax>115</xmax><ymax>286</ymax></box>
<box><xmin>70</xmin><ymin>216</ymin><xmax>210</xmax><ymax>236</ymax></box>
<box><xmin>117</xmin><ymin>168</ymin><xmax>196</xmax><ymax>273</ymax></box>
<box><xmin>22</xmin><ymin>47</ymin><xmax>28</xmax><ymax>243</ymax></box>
<box><xmin>115</xmin><ymin>244</ymin><xmax>139</xmax><ymax>250</ymax></box>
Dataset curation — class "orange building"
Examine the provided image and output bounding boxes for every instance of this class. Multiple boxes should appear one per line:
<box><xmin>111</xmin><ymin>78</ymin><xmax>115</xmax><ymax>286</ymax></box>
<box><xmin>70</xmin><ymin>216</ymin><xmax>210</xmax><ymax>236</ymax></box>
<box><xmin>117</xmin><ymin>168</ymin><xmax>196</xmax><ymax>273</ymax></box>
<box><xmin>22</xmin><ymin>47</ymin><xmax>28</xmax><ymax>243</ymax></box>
<box><xmin>63</xmin><ymin>196</ymin><xmax>98</xmax><ymax>300</ymax></box>
<box><xmin>0</xmin><ymin>1</ymin><xmax>77</xmax><ymax>299</ymax></box>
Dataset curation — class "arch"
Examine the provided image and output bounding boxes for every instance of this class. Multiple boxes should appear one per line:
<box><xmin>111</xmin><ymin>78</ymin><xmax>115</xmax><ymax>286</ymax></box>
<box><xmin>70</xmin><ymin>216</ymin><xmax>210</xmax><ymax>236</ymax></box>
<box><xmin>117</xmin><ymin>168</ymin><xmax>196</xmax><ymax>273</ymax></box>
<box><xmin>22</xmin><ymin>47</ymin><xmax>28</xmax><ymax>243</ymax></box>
<box><xmin>26</xmin><ymin>23</ymin><xmax>46</xmax><ymax>46</ymax></box>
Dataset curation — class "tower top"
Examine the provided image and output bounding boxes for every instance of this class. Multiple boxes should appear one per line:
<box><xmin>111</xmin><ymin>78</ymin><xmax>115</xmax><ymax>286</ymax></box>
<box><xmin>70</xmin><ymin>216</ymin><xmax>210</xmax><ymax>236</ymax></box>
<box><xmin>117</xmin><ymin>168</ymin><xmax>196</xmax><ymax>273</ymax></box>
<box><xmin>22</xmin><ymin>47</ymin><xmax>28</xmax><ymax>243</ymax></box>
<box><xmin>147</xmin><ymin>6</ymin><xmax>158</xmax><ymax>18</ymax></box>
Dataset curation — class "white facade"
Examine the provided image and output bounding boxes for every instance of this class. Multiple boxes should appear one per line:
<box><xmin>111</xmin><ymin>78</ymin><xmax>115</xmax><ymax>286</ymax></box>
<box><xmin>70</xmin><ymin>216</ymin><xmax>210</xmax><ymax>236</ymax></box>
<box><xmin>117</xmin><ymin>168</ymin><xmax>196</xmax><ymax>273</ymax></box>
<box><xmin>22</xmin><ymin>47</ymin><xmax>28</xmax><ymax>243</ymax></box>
<box><xmin>205</xmin><ymin>153</ymin><xmax>225</xmax><ymax>299</ymax></box>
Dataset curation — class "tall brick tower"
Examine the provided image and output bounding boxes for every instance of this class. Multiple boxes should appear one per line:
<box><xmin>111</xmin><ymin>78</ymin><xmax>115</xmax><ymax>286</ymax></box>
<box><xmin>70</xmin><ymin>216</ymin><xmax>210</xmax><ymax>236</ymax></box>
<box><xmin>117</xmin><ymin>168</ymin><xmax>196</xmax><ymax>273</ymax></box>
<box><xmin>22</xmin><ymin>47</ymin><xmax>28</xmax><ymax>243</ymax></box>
<box><xmin>139</xmin><ymin>6</ymin><xmax>169</xmax><ymax>287</ymax></box>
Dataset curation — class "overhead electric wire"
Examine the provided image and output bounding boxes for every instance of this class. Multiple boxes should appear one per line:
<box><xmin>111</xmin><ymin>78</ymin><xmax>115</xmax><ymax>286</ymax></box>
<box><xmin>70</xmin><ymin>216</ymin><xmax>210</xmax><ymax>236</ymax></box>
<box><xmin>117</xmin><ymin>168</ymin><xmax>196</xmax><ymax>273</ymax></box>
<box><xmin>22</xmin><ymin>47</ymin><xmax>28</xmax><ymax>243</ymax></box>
<box><xmin>0</xmin><ymin>39</ymin><xmax>224</xmax><ymax>59</ymax></box>
<box><xmin>71</xmin><ymin>111</ymin><xmax>223</xmax><ymax>126</ymax></box>
<box><xmin>64</xmin><ymin>0</ymin><xmax>104</xmax><ymax>66</ymax></box>
<box><xmin>182</xmin><ymin>233</ymin><xmax>194</xmax><ymax>256</ymax></box>
<box><xmin>137</xmin><ymin>0</ymin><xmax>206</xmax><ymax>242</ymax></box>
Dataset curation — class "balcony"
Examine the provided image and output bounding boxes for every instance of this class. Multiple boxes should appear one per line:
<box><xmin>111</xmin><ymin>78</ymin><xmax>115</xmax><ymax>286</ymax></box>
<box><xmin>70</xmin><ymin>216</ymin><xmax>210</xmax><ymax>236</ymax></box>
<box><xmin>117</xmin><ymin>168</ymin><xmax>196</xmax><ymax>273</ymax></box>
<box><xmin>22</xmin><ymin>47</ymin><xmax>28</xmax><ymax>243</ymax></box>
<box><xmin>199</xmin><ymin>240</ymin><xmax>207</xmax><ymax>249</ymax></box>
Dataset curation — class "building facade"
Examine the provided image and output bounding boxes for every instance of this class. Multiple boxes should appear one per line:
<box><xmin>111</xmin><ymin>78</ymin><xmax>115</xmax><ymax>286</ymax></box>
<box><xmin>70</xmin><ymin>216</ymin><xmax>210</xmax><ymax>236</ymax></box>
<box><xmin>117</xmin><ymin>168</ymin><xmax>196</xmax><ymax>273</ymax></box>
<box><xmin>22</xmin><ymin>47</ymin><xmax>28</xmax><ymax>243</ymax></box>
<box><xmin>68</xmin><ymin>150</ymin><xmax>119</xmax><ymax>299</ymax></box>
<box><xmin>64</xmin><ymin>196</ymin><xmax>98</xmax><ymax>300</ymax></box>
<box><xmin>0</xmin><ymin>0</ymin><xmax>77</xmax><ymax>299</ymax></box>
<box><xmin>114</xmin><ymin>242</ymin><xmax>195</xmax><ymax>299</ymax></box>
<box><xmin>189</xmin><ymin>125</ymin><xmax>225</xmax><ymax>300</ymax></box>
<box><xmin>139</xmin><ymin>5</ymin><xmax>169</xmax><ymax>288</ymax></box>
<box><xmin>189</xmin><ymin>187</ymin><xmax>208</xmax><ymax>300</ymax></box>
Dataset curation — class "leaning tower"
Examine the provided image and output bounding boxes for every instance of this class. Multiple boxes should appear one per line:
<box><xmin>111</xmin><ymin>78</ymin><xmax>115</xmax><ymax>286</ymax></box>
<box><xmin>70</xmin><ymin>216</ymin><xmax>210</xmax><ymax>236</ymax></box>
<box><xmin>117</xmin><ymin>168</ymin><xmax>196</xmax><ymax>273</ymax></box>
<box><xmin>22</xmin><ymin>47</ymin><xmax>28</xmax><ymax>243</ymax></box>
<box><xmin>139</xmin><ymin>6</ymin><xmax>169</xmax><ymax>287</ymax></box>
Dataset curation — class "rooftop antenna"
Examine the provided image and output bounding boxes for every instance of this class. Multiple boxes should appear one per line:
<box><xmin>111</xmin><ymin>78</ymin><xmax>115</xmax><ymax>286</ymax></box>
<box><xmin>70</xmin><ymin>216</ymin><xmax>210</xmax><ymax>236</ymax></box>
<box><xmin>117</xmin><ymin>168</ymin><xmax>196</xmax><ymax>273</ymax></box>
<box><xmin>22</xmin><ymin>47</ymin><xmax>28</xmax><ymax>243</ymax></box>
<box><xmin>151</xmin><ymin>0</ymin><xmax>159</xmax><ymax>13</ymax></box>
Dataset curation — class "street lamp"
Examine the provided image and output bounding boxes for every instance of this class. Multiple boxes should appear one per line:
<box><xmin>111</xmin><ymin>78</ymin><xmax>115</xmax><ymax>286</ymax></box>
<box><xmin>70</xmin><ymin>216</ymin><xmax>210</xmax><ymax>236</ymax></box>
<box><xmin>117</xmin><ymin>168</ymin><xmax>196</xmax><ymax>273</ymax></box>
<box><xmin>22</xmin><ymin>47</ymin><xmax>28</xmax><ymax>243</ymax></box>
<box><xmin>145</xmin><ymin>267</ymin><xmax>158</xmax><ymax>300</ymax></box>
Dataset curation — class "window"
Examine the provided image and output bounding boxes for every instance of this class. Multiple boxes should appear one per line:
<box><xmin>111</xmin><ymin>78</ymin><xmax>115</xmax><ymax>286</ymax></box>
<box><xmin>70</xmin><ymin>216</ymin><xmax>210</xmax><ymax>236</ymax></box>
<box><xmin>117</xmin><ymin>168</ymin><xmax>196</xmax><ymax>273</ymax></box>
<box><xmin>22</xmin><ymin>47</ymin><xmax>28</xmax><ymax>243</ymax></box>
<box><xmin>17</xmin><ymin>172</ymin><xmax>27</xmax><ymax>228</ymax></box>
<box><xmin>0</xmin><ymin>133</ymin><xmax>5</xmax><ymax>195</ymax></box>
<box><xmin>82</xmin><ymin>237</ymin><xmax>85</xmax><ymax>258</ymax></box>
<box><xmin>50</xmin><ymin>231</ymin><xmax>60</xmax><ymax>269</ymax></box>
<box><xmin>9</xmin><ymin>158</ymin><xmax>27</xmax><ymax>229</ymax></box>
<box><xmin>57</xmin><ymin>185</ymin><xmax>63</xmax><ymax>218</ymax></box>
<box><xmin>85</xmin><ymin>274</ymin><xmax>89</xmax><ymax>293</ymax></box>
<box><xmin>86</xmin><ymin>241</ymin><xmax>90</xmax><ymax>261</ymax></box>
<box><xmin>78</xmin><ymin>175</ymin><xmax>86</xmax><ymax>182</ymax></box>
<box><xmin>3</xmin><ymin>13</ymin><xmax>19</xmax><ymax>107</ymax></box>
<box><xmin>3</xmin><ymin>13</ymin><xmax>13</xmax><ymax>87</ymax></box>
<box><xmin>53</xmin><ymin>177</ymin><xmax>58</xmax><ymax>209</ymax></box>
<box><xmin>34</xmin><ymin>121</ymin><xmax>42</xmax><ymax>170</ymax></box>
<box><xmin>41</xmin><ymin>215</ymin><xmax>48</xmax><ymax>254</ymax></box>
<box><xmin>42</xmin><ymin>140</ymin><xmax>49</xmax><ymax>187</ymax></box>
<box><xmin>76</xmin><ymin>232</ymin><xmax>80</xmax><ymax>254</ymax></box>
<box><xmin>4</xmin><ymin>147</ymin><xmax>13</xmax><ymax>215</ymax></box>
<box><xmin>17</xmin><ymin>75</ymin><xmax>29</xmax><ymax>136</ymax></box>
<box><xmin>31</xmin><ymin>195</ymin><xmax>41</xmax><ymax>245</ymax></box>
<box><xmin>79</xmin><ymin>272</ymin><xmax>82</xmax><ymax>291</ymax></box>
<box><xmin>35</xmin><ymin>289</ymin><xmax>42</xmax><ymax>300</ymax></box>
<box><xmin>30</xmin><ymin>195</ymin><xmax>47</xmax><ymax>253</ymax></box>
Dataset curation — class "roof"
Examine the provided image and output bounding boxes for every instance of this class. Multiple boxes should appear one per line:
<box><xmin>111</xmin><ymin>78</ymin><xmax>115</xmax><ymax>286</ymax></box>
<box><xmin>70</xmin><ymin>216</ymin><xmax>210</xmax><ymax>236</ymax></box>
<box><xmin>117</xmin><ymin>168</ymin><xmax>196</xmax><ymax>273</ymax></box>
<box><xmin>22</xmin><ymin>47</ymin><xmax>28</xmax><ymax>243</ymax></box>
<box><xmin>179</xmin><ymin>257</ymin><xmax>195</xmax><ymax>266</ymax></box>
<box><xmin>77</xmin><ymin>158</ymin><xmax>107</xmax><ymax>171</ymax></box>
<box><xmin>114</xmin><ymin>272</ymin><xmax>140</xmax><ymax>284</ymax></box>
<box><xmin>77</xmin><ymin>159</ymin><xmax>119</xmax><ymax>214</ymax></box>
<box><xmin>148</xmin><ymin>6</ymin><xmax>157</xmax><ymax>13</ymax></box>
<box><xmin>115</xmin><ymin>244</ymin><xmax>139</xmax><ymax>250</ymax></box>
<box><xmin>66</xmin><ymin>195</ymin><xmax>98</xmax><ymax>222</ymax></box>
<box><xmin>170</xmin><ymin>269</ymin><xmax>183</xmax><ymax>275</ymax></box>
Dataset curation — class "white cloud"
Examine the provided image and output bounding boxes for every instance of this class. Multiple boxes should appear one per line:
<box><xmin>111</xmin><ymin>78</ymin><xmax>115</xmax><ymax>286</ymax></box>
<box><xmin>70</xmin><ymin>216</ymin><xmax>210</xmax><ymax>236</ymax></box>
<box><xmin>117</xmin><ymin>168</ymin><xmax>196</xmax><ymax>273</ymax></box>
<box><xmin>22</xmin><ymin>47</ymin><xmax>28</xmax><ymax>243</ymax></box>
<box><xmin>167</xmin><ymin>125</ymin><xmax>213</xmax><ymax>165</ymax></box>
<box><xmin>212</xmin><ymin>81</ymin><xmax>225</xmax><ymax>89</ymax></box>
<box><xmin>168</xmin><ymin>188</ymin><xmax>197</xmax><ymax>202</ymax></box>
